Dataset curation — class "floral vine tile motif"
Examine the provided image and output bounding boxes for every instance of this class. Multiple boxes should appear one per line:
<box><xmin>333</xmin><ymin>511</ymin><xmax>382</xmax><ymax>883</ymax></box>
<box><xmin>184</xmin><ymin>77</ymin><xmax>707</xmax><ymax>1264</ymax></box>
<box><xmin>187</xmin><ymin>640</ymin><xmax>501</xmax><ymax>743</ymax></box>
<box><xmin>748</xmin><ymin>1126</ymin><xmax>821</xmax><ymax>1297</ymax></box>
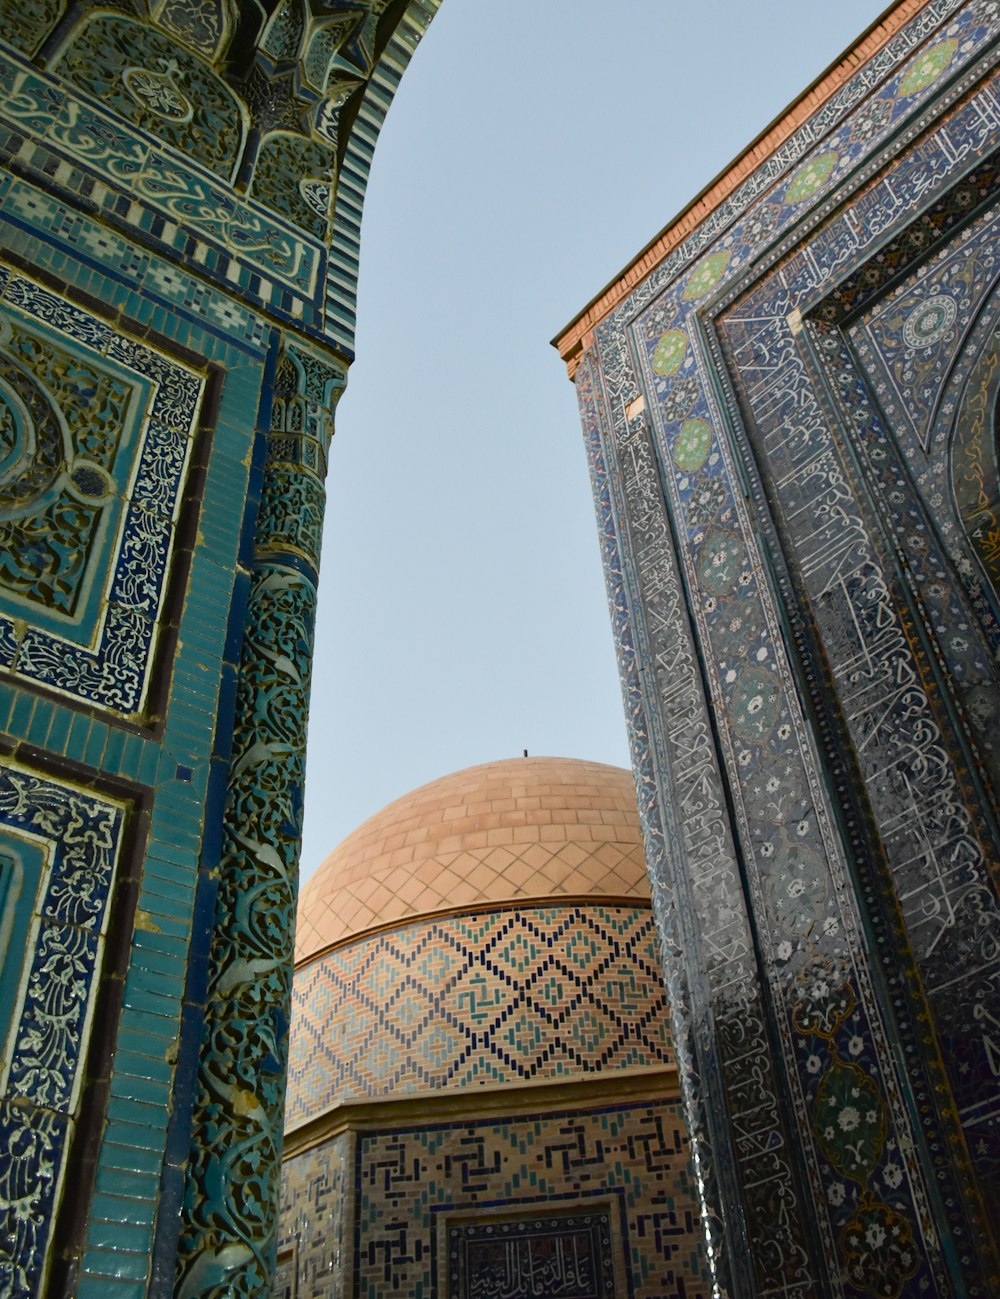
<box><xmin>842</xmin><ymin>1203</ymin><xmax>919</xmax><ymax>1299</ymax></box>
<box><xmin>0</xmin><ymin>760</ymin><xmax>127</xmax><ymax>1299</ymax></box>
<box><xmin>814</xmin><ymin>1059</ymin><xmax>887</xmax><ymax>1184</ymax></box>
<box><xmin>0</xmin><ymin>264</ymin><xmax>202</xmax><ymax>720</ymax></box>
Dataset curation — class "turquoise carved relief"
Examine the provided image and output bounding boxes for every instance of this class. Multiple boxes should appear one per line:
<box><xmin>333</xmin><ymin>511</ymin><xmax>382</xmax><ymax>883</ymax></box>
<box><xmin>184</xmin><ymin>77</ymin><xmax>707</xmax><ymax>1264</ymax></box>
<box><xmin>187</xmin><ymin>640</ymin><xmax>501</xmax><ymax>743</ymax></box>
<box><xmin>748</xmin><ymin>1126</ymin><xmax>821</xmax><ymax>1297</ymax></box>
<box><xmin>0</xmin><ymin>2</ymin><xmax>437</xmax><ymax>1296</ymax></box>
<box><xmin>252</xmin><ymin>133</ymin><xmax>337</xmax><ymax>242</ymax></box>
<box><xmin>176</xmin><ymin>339</ymin><xmax>344</xmax><ymax>1297</ymax></box>
<box><xmin>55</xmin><ymin>13</ymin><xmax>247</xmax><ymax>182</ymax></box>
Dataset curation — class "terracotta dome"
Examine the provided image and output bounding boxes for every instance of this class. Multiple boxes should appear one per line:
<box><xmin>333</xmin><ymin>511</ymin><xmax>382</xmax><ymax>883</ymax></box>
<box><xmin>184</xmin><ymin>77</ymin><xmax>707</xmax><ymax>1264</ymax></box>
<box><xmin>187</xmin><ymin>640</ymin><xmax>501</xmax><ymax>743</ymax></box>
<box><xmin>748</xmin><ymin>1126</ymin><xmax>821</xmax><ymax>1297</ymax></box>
<box><xmin>294</xmin><ymin>755</ymin><xmax>649</xmax><ymax>962</ymax></box>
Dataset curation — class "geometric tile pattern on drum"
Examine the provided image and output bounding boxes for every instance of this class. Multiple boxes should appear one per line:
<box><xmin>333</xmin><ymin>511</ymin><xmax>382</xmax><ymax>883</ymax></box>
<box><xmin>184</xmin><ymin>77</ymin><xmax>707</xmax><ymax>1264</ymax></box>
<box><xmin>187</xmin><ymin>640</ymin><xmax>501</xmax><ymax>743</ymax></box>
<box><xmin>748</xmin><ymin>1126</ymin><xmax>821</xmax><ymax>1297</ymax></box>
<box><xmin>285</xmin><ymin>905</ymin><xmax>671</xmax><ymax>1128</ymax></box>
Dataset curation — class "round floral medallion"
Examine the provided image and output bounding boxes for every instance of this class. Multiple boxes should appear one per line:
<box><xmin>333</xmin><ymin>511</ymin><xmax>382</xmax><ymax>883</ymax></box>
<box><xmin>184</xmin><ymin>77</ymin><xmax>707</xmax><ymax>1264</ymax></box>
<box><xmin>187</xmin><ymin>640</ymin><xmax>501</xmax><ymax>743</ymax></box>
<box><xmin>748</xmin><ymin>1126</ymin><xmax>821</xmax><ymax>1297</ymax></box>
<box><xmin>697</xmin><ymin>529</ymin><xmax>745</xmax><ymax>596</ymax></box>
<box><xmin>122</xmin><ymin>63</ymin><xmax>194</xmax><ymax>123</ymax></box>
<box><xmin>651</xmin><ymin>329</ymin><xmax>688</xmax><ymax>377</ymax></box>
<box><xmin>785</xmin><ymin>150</ymin><xmax>839</xmax><ymax>205</ymax></box>
<box><xmin>815</xmin><ymin>1058</ymin><xmax>886</xmax><ymax>1184</ymax></box>
<box><xmin>902</xmin><ymin>294</ymin><xmax>957</xmax><ymax>349</ymax></box>
<box><xmin>682</xmin><ymin>250</ymin><xmax>731</xmax><ymax>302</ymax></box>
<box><xmin>897</xmin><ymin>37</ymin><xmax>957</xmax><ymax>98</ymax></box>
<box><xmin>672</xmin><ymin>418</ymin><xmax>713</xmax><ymax>472</ymax></box>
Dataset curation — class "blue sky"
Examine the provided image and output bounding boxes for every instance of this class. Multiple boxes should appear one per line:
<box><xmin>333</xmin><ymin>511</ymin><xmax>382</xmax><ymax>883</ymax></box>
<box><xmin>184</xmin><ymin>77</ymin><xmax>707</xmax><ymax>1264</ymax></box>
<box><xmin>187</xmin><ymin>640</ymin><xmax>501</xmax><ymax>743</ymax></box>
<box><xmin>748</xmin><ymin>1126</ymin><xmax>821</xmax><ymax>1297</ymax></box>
<box><xmin>300</xmin><ymin>0</ymin><xmax>884</xmax><ymax>875</ymax></box>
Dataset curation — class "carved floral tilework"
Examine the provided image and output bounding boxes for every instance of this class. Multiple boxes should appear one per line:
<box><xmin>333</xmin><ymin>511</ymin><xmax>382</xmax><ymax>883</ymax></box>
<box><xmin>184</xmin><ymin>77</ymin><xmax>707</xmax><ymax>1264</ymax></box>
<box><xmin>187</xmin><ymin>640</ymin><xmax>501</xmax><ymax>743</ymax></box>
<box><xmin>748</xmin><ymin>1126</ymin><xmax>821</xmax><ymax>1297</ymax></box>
<box><xmin>56</xmin><ymin>13</ymin><xmax>247</xmax><ymax>183</ymax></box>
<box><xmin>0</xmin><ymin>47</ymin><xmax>323</xmax><ymax>301</ymax></box>
<box><xmin>0</xmin><ymin>759</ymin><xmax>128</xmax><ymax>1299</ymax></box>
<box><xmin>0</xmin><ymin>172</ymin><xmax>269</xmax><ymax>354</ymax></box>
<box><xmin>0</xmin><ymin>263</ymin><xmax>203</xmax><ymax>719</ymax></box>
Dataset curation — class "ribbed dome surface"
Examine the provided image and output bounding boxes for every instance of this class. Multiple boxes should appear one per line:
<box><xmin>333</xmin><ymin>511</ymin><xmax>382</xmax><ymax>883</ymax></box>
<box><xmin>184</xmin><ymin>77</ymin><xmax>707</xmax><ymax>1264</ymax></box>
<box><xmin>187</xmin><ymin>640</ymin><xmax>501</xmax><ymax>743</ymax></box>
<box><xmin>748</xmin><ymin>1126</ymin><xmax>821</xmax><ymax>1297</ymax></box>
<box><xmin>294</xmin><ymin>756</ymin><xmax>648</xmax><ymax>962</ymax></box>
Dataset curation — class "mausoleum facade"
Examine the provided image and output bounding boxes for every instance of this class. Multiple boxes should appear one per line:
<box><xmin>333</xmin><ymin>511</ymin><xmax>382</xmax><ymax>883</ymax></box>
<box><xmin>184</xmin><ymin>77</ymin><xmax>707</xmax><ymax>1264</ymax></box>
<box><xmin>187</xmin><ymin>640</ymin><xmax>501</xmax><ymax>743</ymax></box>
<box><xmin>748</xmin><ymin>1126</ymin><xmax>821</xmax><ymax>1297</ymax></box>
<box><xmin>555</xmin><ymin>2</ymin><xmax>1000</xmax><ymax>1295</ymax></box>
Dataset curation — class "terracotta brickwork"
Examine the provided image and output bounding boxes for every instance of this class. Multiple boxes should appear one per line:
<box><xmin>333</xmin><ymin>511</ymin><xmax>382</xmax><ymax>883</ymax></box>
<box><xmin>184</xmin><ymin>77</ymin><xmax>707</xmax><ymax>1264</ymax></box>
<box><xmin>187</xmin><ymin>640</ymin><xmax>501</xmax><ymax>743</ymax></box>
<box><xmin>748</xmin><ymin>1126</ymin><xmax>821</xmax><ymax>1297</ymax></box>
<box><xmin>295</xmin><ymin>757</ymin><xmax>650</xmax><ymax>958</ymax></box>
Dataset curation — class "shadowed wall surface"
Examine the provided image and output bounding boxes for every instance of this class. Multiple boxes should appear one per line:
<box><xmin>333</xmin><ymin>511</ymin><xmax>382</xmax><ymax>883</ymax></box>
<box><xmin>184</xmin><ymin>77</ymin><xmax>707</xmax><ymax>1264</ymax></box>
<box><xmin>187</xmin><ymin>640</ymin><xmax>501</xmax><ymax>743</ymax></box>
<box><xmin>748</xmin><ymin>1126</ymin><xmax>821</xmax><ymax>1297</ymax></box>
<box><xmin>555</xmin><ymin>1</ymin><xmax>1000</xmax><ymax>1295</ymax></box>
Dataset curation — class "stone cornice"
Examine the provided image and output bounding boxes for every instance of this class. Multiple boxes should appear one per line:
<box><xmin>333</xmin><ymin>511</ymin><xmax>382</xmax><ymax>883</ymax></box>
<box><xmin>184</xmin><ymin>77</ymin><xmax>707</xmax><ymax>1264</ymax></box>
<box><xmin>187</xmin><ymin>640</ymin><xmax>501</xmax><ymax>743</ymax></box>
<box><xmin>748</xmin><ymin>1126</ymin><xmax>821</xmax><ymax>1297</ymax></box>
<box><xmin>551</xmin><ymin>0</ymin><xmax>931</xmax><ymax>377</ymax></box>
<box><xmin>282</xmin><ymin>1064</ymin><xmax>681</xmax><ymax>1158</ymax></box>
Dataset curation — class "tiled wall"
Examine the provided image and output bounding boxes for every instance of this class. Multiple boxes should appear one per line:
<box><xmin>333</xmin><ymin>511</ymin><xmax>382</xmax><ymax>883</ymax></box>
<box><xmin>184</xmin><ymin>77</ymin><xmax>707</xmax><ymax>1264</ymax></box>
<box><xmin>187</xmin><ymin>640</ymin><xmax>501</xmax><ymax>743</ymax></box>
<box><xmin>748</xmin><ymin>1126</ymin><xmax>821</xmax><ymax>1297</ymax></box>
<box><xmin>278</xmin><ymin>1101</ymin><xmax>709</xmax><ymax>1299</ymax></box>
<box><xmin>0</xmin><ymin>4</ymin><xmax>441</xmax><ymax>1295</ymax></box>
<box><xmin>286</xmin><ymin>904</ymin><xmax>673</xmax><ymax>1127</ymax></box>
<box><xmin>0</xmin><ymin>220</ymin><xmax>267</xmax><ymax>1299</ymax></box>
<box><xmin>564</xmin><ymin>0</ymin><xmax>1000</xmax><ymax>1293</ymax></box>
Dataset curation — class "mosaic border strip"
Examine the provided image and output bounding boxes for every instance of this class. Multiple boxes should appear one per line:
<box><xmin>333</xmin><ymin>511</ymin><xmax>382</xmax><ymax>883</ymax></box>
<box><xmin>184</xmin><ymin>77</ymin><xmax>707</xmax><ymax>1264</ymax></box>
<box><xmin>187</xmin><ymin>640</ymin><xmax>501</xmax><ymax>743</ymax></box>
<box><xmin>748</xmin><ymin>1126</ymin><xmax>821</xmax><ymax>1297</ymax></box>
<box><xmin>286</xmin><ymin>904</ymin><xmax>673</xmax><ymax>1127</ymax></box>
<box><xmin>0</xmin><ymin>758</ymin><xmax>128</xmax><ymax>1299</ymax></box>
<box><xmin>0</xmin><ymin>49</ymin><xmax>324</xmax><ymax>302</ymax></box>
<box><xmin>0</xmin><ymin>171</ymin><xmax>270</xmax><ymax>355</ymax></box>
<box><xmin>0</xmin><ymin>263</ymin><xmax>203</xmax><ymax>719</ymax></box>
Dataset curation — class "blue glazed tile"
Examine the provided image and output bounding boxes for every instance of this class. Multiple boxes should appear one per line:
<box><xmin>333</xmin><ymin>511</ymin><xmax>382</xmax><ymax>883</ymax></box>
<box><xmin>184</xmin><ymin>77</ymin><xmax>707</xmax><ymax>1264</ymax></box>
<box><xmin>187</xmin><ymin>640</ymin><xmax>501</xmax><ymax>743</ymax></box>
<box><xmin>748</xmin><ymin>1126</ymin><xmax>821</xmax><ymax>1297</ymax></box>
<box><xmin>7</xmin><ymin>920</ymin><xmax>101</xmax><ymax>1111</ymax></box>
<box><xmin>131</xmin><ymin>928</ymin><xmax>188</xmax><ymax>962</ymax></box>
<box><xmin>84</xmin><ymin>1217</ymin><xmax>153</xmax><ymax>1256</ymax></box>
<box><xmin>0</xmin><ymin>1100</ymin><xmax>68</xmax><ymax>1299</ymax></box>
<box><xmin>102</xmin><ymin>1116</ymin><xmax>168</xmax><ymax>1158</ymax></box>
<box><xmin>111</xmin><ymin>1069</ymin><xmax>171</xmax><ymax>1108</ymax></box>
<box><xmin>79</xmin><ymin>1246</ymin><xmax>150</xmax><ymax>1284</ymax></box>
<box><xmin>120</xmin><ymin>977</ymin><xmax>182</xmax><ymax>1021</ymax></box>
<box><xmin>77</xmin><ymin>1278</ymin><xmax>146</xmax><ymax>1299</ymax></box>
<box><xmin>97</xmin><ymin>1145</ymin><xmax>165</xmax><ymax>1183</ymax></box>
<box><xmin>94</xmin><ymin>1141</ymin><xmax>161</xmax><ymax>1197</ymax></box>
